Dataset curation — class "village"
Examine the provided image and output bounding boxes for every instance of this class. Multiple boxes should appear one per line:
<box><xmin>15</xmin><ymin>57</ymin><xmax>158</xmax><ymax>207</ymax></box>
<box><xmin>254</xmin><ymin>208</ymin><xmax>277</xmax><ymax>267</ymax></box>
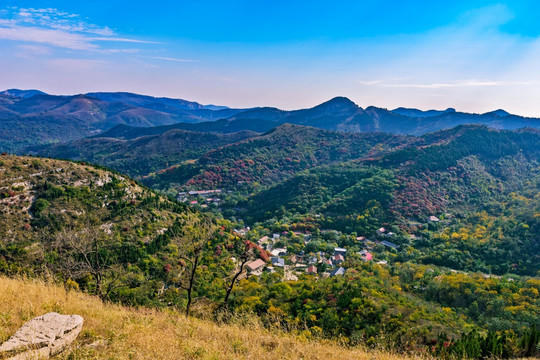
<box><xmin>231</xmin><ymin>226</ymin><xmax>407</xmax><ymax>281</ymax></box>
<box><xmin>176</xmin><ymin>189</ymin><xmax>223</xmax><ymax>209</ymax></box>
<box><xmin>177</xmin><ymin>189</ymin><xmax>446</xmax><ymax>282</ymax></box>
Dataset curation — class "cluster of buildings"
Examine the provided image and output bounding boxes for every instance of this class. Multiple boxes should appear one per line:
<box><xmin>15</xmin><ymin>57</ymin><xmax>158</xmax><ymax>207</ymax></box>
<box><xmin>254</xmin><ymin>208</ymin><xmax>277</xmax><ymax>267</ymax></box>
<box><xmin>226</xmin><ymin>214</ymin><xmax>446</xmax><ymax>284</ymax></box>
<box><xmin>241</xmin><ymin>226</ymin><xmax>407</xmax><ymax>281</ymax></box>
<box><xmin>244</xmin><ymin>234</ymin><xmax>362</xmax><ymax>280</ymax></box>
<box><xmin>177</xmin><ymin>189</ymin><xmax>223</xmax><ymax>208</ymax></box>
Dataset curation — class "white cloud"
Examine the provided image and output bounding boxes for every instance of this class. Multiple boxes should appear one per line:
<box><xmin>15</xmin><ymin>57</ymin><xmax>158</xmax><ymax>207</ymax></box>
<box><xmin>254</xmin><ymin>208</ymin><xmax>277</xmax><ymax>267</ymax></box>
<box><xmin>0</xmin><ymin>25</ymin><xmax>98</xmax><ymax>50</ymax></box>
<box><xmin>0</xmin><ymin>7</ymin><xmax>146</xmax><ymax>51</ymax></box>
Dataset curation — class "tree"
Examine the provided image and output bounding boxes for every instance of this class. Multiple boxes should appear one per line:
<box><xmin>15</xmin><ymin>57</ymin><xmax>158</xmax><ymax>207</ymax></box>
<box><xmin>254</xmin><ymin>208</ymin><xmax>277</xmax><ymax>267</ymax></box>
<box><xmin>42</xmin><ymin>226</ymin><xmax>124</xmax><ymax>300</ymax></box>
<box><xmin>219</xmin><ymin>240</ymin><xmax>258</xmax><ymax>312</ymax></box>
<box><xmin>170</xmin><ymin>216</ymin><xmax>217</xmax><ymax>317</ymax></box>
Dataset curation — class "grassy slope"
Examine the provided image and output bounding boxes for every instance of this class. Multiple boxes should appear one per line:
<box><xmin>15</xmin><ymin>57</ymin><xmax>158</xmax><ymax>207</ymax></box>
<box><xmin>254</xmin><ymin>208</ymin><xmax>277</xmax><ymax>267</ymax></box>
<box><xmin>0</xmin><ymin>276</ymin><xmax>420</xmax><ymax>360</ymax></box>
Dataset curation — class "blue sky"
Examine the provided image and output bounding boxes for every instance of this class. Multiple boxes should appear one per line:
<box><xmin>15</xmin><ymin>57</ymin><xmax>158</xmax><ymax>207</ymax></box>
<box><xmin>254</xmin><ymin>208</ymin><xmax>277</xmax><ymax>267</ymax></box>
<box><xmin>1</xmin><ymin>1</ymin><xmax>540</xmax><ymax>115</ymax></box>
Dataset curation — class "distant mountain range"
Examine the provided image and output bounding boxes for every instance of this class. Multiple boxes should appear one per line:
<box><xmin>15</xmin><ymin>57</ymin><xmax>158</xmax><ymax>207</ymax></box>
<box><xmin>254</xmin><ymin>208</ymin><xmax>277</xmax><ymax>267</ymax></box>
<box><xmin>2</xmin><ymin>89</ymin><xmax>540</xmax><ymax>152</ymax></box>
<box><xmin>0</xmin><ymin>90</ymin><xmax>245</xmax><ymax>151</ymax></box>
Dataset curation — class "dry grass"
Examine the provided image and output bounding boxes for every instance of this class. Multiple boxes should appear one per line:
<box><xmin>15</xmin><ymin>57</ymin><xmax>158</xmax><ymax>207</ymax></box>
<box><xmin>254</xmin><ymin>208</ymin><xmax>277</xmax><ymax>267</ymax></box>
<box><xmin>0</xmin><ymin>276</ymin><xmax>425</xmax><ymax>360</ymax></box>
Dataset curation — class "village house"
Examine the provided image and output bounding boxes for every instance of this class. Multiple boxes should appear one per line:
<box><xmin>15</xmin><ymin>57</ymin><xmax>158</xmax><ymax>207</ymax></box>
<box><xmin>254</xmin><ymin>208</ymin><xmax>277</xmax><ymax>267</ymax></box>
<box><xmin>333</xmin><ymin>254</ymin><xmax>345</xmax><ymax>264</ymax></box>
<box><xmin>308</xmin><ymin>255</ymin><xmax>318</xmax><ymax>265</ymax></box>
<box><xmin>361</xmin><ymin>251</ymin><xmax>373</xmax><ymax>261</ymax></box>
<box><xmin>381</xmin><ymin>240</ymin><xmax>399</xmax><ymax>249</ymax></box>
<box><xmin>330</xmin><ymin>267</ymin><xmax>346</xmax><ymax>277</ymax></box>
<box><xmin>257</xmin><ymin>236</ymin><xmax>269</xmax><ymax>245</ymax></box>
<box><xmin>271</xmin><ymin>257</ymin><xmax>285</xmax><ymax>267</ymax></box>
<box><xmin>246</xmin><ymin>259</ymin><xmax>266</xmax><ymax>275</ymax></box>
<box><xmin>307</xmin><ymin>265</ymin><xmax>317</xmax><ymax>275</ymax></box>
<box><xmin>271</xmin><ymin>248</ymin><xmax>287</xmax><ymax>257</ymax></box>
<box><xmin>325</xmin><ymin>259</ymin><xmax>333</xmax><ymax>267</ymax></box>
<box><xmin>334</xmin><ymin>247</ymin><xmax>347</xmax><ymax>257</ymax></box>
<box><xmin>233</xmin><ymin>227</ymin><xmax>250</xmax><ymax>236</ymax></box>
<box><xmin>376</xmin><ymin>227</ymin><xmax>386</xmax><ymax>236</ymax></box>
<box><xmin>428</xmin><ymin>215</ymin><xmax>440</xmax><ymax>222</ymax></box>
<box><xmin>187</xmin><ymin>189</ymin><xmax>222</xmax><ymax>197</ymax></box>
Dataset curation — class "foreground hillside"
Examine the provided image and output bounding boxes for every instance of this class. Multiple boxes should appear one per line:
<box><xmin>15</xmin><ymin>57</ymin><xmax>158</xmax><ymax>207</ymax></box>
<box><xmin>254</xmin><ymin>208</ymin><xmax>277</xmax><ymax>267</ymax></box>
<box><xmin>1</xmin><ymin>156</ymin><xmax>539</xmax><ymax>358</ymax></box>
<box><xmin>0</xmin><ymin>155</ymin><xmax>213</xmax><ymax>304</ymax></box>
<box><xmin>0</xmin><ymin>276</ymin><xmax>416</xmax><ymax>360</ymax></box>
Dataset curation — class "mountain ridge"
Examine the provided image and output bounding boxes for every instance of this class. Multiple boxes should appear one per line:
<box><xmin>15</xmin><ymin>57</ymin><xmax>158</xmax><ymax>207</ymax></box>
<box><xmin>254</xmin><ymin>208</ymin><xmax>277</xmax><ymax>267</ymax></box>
<box><xmin>2</xmin><ymin>89</ymin><xmax>540</xmax><ymax>153</ymax></box>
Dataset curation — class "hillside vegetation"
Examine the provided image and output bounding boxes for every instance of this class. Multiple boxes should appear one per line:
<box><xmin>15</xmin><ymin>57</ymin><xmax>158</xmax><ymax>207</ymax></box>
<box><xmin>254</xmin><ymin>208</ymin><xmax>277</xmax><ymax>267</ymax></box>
<box><xmin>34</xmin><ymin>129</ymin><xmax>257</xmax><ymax>178</ymax></box>
<box><xmin>0</xmin><ymin>155</ymin><xmax>216</xmax><ymax>304</ymax></box>
<box><xmin>235</xmin><ymin>126</ymin><xmax>540</xmax><ymax>275</ymax></box>
<box><xmin>144</xmin><ymin>124</ymin><xmax>411</xmax><ymax>191</ymax></box>
<box><xmin>0</xmin><ymin>276</ymin><xmax>417</xmax><ymax>360</ymax></box>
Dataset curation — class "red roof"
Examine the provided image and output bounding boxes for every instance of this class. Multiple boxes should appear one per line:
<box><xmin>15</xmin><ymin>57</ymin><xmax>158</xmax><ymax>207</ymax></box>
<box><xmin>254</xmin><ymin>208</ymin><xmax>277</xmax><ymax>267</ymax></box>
<box><xmin>307</xmin><ymin>265</ymin><xmax>317</xmax><ymax>274</ymax></box>
<box><xmin>363</xmin><ymin>252</ymin><xmax>373</xmax><ymax>261</ymax></box>
<box><xmin>247</xmin><ymin>259</ymin><xmax>265</xmax><ymax>271</ymax></box>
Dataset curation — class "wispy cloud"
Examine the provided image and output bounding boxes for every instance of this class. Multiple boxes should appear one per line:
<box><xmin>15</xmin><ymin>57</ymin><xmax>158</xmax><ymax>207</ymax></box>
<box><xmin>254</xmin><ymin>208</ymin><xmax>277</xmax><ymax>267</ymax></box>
<box><xmin>358</xmin><ymin>79</ymin><xmax>536</xmax><ymax>89</ymax></box>
<box><xmin>0</xmin><ymin>25</ymin><xmax>98</xmax><ymax>50</ymax></box>
<box><xmin>94</xmin><ymin>37</ymin><xmax>157</xmax><ymax>44</ymax></box>
<box><xmin>0</xmin><ymin>7</ymin><xmax>148</xmax><ymax>51</ymax></box>
<box><xmin>150</xmin><ymin>56</ymin><xmax>200</xmax><ymax>63</ymax></box>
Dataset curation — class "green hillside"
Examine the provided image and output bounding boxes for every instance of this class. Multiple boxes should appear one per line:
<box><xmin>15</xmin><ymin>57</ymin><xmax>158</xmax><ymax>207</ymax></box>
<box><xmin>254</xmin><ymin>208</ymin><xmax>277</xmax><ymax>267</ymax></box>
<box><xmin>35</xmin><ymin>129</ymin><xmax>257</xmax><ymax>178</ymax></box>
<box><xmin>144</xmin><ymin>124</ymin><xmax>411</xmax><ymax>191</ymax></box>
<box><xmin>234</xmin><ymin>126</ymin><xmax>540</xmax><ymax>276</ymax></box>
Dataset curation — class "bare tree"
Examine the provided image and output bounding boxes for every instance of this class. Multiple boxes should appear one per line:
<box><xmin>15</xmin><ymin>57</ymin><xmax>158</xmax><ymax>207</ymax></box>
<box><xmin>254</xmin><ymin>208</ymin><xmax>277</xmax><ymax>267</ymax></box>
<box><xmin>169</xmin><ymin>216</ymin><xmax>217</xmax><ymax>317</ymax></box>
<box><xmin>42</xmin><ymin>226</ymin><xmax>123</xmax><ymax>300</ymax></box>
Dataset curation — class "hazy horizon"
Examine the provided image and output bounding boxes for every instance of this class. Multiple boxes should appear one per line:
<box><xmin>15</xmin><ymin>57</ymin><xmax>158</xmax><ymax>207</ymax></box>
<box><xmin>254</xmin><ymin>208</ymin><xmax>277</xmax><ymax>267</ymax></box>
<box><xmin>2</xmin><ymin>1</ymin><xmax>540</xmax><ymax>116</ymax></box>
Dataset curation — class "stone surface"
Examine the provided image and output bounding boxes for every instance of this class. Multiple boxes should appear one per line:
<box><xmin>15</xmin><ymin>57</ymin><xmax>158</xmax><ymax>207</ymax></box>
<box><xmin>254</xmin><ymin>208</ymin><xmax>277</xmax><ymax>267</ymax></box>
<box><xmin>0</xmin><ymin>312</ymin><xmax>83</xmax><ymax>360</ymax></box>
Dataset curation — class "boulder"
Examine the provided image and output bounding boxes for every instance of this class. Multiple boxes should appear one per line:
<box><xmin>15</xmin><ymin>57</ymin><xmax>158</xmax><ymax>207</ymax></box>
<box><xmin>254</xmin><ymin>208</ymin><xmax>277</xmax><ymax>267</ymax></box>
<box><xmin>0</xmin><ymin>312</ymin><xmax>83</xmax><ymax>360</ymax></box>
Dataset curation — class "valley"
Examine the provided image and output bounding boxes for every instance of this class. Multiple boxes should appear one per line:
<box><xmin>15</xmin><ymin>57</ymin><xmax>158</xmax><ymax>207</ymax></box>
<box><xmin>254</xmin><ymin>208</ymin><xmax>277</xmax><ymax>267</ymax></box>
<box><xmin>0</xmin><ymin>90</ymin><xmax>539</xmax><ymax>359</ymax></box>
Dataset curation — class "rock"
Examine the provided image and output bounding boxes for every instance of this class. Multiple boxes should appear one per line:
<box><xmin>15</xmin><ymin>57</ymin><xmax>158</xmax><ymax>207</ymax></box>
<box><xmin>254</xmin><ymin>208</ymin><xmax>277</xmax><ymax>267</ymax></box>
<box><xmin>0</xmin><ymin>312</ymin><xmax>83</xmax><ymax>360</ymax></box>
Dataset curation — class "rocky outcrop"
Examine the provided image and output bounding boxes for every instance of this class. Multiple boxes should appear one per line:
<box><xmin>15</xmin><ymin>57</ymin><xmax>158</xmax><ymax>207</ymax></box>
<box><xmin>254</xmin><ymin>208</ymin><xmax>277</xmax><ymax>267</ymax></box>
<box><xmin>0</xmin><ymin>312</ymin><xmax>83</xmax><ymax>360</ymax></box>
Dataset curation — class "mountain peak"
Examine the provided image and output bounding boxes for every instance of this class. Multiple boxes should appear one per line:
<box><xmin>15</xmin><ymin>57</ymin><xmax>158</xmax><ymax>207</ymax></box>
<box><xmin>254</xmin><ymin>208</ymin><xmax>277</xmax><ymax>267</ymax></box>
<box><xmin>311</xmin><ymin>97</ymin><xmax>359</xmax><ymax>112</ymax></box>
<box><xmin>1</xmin><ymin>89</ymin><xmax>47</xmax><ymax>98</ymax></box>
<box><xmin>323</xmin><ymin>96</ymin><xmax>356</xmax><ymax>106</ymax></box>
<box><xmin>492</xmin><ymin>109</ymin><xmax>510</xmax><ymax>117</ymax></box>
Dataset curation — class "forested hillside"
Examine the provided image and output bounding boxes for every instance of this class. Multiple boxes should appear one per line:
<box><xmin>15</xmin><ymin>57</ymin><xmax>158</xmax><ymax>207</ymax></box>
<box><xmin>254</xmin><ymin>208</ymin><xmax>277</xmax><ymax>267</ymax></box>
<box><xmin>34</xmin><ymin>129</ymin><xmax>257</xmax><ymax>178</ymax></box>
<box><xmin>0</xmin><ymin>143</ymin><xmax>540</xmax><ymax>357</ymax></box>
<box><xmin>143</xmin><ymin>124</ymin><xmax>411</xmax><ymax>191</ymax></box>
